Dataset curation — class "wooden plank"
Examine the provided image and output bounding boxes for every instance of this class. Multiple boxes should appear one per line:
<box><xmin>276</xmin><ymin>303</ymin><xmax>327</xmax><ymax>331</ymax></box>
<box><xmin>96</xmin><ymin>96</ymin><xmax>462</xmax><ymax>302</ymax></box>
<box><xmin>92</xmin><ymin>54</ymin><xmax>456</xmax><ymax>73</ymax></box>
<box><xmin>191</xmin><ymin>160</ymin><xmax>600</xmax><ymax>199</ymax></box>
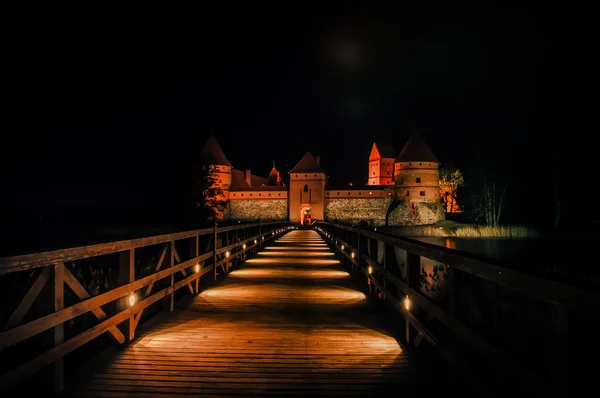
<box><xmin>69</xmin><ymin>229</ymin><xmax>449</xmax><ymax>397</ymax></box>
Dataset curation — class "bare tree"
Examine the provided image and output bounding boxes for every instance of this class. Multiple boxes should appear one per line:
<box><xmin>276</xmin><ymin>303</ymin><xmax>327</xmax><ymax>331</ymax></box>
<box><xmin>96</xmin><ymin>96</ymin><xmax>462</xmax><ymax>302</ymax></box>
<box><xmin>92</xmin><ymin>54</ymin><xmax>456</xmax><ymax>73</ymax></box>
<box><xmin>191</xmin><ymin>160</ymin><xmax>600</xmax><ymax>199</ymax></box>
<box><xmin>473</xmin><ymin>172</ymin><xmax>506</xmax><ymax>226</ymax></box>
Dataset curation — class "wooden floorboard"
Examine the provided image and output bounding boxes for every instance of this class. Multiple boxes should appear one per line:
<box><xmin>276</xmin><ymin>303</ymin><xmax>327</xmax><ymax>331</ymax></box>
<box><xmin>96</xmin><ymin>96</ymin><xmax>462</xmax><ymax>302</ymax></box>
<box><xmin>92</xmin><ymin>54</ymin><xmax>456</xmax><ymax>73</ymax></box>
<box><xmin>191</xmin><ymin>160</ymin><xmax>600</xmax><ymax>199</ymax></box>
<box><xmin>67</xmin><ymin>230</ymin><xmax>451</xmax><ymax>397</ymax></box>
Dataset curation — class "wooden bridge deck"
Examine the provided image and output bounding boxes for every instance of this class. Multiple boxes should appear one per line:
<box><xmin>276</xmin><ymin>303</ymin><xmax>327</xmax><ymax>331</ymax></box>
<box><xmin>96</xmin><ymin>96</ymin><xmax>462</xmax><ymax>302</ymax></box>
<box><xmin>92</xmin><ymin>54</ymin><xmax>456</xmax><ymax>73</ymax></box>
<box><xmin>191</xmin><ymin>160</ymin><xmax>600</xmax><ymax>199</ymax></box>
<box><xmin>67</xmin><ymin>230</ymin><xmax>457</xmax><ymax>397</ymax></box>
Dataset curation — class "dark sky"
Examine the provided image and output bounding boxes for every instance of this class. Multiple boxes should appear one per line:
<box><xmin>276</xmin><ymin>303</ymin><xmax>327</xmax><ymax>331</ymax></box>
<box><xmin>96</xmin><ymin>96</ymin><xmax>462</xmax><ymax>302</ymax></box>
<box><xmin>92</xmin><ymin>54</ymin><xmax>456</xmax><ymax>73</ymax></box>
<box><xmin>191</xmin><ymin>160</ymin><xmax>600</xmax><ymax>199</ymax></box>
<box><xmin>2</xmin><ymin>4</ymin><xmax>591</xmax><ymax>227</ymax></box>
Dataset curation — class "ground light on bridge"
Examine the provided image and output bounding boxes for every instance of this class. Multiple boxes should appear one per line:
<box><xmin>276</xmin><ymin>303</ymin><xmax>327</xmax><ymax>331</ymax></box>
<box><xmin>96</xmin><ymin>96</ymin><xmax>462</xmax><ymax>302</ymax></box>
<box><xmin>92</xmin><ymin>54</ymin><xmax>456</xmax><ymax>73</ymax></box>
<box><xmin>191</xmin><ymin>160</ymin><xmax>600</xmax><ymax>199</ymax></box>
<box><xmin>257</xmin><ymin>251</ymin><xmax>336</xmax><ymax>257</ymax></box>
<box><xmin>265</xmin><ymin>246</ymin><xmax>330</xmax><ymax>250</ymax></box>
<box><xmin>229</xmin><ymin>269</ymin><xmax>351</xmax><ymax>279</ymax></box>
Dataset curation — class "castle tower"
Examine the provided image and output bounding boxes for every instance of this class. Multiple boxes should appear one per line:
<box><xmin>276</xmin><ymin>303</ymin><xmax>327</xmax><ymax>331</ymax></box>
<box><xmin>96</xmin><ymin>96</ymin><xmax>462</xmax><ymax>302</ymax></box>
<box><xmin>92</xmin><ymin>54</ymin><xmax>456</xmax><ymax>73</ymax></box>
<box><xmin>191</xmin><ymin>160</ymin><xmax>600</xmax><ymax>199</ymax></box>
<box><xmin>288</xmin><ymin>152</ymin><xmax>326</xmax><ymax>223</ymax></box>
<box><xmin>199</xmin><ymin>134</ymin><xmax>233</xmax><ymax>218</ymax></box>
<box><xmin>394</xmin><ymin>134</ymin><xmax>440</xmax><ymax>202</ymax></box>
<box><xmin>267</xmin><ymin>161</ymin><xmax>283</xmax><ymax>186</ymax></box>
<box><xmin>368</xmin><ymin>142</ymin><xmax>395</xmax><ymax>186</ymax></box>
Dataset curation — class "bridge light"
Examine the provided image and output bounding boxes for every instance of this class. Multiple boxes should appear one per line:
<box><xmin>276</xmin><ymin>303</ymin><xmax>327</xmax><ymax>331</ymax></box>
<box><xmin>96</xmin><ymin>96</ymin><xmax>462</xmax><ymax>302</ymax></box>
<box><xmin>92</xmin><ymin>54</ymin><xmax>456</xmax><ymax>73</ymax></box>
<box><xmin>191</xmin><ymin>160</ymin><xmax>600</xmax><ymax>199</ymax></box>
<box><xmin>341</xmin><ymin>245</ymin><xmax>344</xmax><ymax>250</ymax></box>
<box><xmin>368</xmin><ymin>266</ymin><xmax>372</xmax><ymax>275</ymax></box>
<box><xmin>195</xmin><ymin>263</ymin><xmax>200</xmax><ymax>273</ymax></box>
<box><xmin>404</xmin><ymin>295</ymin><xmax>411</xmax><ymax>311</ymax></box>
<box><xmin>242</xmin><ymin>243</ymin><xmax>246</xmax><ymax>249</ymax></box>
<box><xmin>254</xmin><ymin>239</ymin><xmax>257</xmax><ymax>244</ymax></box>
<box><xmin>225</xmin><ymin>251</ymin><xmax>230</xmax><ymax>258</ymax></box>
<box><xmin>129</xmin><ymin>293</ymin><xmax>136</xmax><ymax>307</ymax></box>
<box><xmin>351</xmin><ymin>252</ymin><xmax>355</xmax><ymax>259</ymax></box>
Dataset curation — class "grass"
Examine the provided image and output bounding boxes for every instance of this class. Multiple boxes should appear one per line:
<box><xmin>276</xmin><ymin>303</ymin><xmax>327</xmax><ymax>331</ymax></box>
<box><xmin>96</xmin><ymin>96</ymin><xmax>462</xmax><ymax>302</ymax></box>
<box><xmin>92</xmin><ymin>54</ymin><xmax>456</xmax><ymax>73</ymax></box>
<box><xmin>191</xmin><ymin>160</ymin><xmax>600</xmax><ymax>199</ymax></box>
<box><xmin>383</xmin><ymin>221</ymin><xmax>539</xmax><ymax>238</ymax></box>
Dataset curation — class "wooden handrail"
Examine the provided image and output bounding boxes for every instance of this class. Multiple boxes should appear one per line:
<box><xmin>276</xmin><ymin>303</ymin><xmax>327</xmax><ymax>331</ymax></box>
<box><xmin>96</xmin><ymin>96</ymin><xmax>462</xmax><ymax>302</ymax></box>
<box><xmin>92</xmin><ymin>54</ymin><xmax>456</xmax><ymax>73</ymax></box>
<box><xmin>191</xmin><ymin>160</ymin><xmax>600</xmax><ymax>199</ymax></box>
<box><xmin>314</xmin><ymin>222</ymin><xmax>591</xmax><ymax>398</ymax></box>
<box><xmin>0</xmin><ymin>222</ymin><xmax>291</xmax><ymax>392</ymax></box>
<box><xmin>0</xmin><ymin>221</ymin><xmax>282</xmax><ymax>275</ymax></box>
<box><xmin>316</xmin><ymin>222</ymin><xmax>600</xmax><ymax>315</ymax></box>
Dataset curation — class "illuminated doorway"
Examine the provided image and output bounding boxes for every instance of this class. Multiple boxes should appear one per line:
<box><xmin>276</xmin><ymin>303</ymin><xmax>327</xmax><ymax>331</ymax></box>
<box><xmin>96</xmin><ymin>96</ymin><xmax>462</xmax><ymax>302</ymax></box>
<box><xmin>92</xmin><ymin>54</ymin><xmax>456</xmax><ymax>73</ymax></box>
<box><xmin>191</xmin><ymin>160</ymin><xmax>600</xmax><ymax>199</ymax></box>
<box><xmin>300</xmin><ymin>206</ymin><xmax>312</xmax><ymax>226</ymax></box>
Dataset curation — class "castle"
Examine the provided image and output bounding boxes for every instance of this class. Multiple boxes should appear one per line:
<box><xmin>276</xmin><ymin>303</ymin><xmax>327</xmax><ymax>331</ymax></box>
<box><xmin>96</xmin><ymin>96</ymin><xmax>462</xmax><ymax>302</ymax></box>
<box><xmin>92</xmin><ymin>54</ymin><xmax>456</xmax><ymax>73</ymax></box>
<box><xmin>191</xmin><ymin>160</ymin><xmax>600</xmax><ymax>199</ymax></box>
<box><xmin>200</xmin><ymin>134</ymin><xmax>445</xmax><ymax>227</ymax></box>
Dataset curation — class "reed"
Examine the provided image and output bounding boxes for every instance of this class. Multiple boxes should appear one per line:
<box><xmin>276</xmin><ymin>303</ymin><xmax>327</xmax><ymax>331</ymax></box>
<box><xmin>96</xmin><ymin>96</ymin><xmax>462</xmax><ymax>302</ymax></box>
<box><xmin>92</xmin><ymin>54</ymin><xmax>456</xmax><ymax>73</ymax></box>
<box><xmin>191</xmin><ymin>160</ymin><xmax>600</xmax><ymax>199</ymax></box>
<box><xmin>383</xmin><ymin>223</ymin><xmax>539</xmax><ymax>238</ymax></box>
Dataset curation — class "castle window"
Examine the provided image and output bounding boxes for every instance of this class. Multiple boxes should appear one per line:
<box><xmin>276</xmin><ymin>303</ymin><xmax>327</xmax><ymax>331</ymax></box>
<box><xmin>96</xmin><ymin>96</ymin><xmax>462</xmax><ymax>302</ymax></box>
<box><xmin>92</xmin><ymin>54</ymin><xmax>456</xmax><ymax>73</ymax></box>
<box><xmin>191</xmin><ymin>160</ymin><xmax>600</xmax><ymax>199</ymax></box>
<box><xmin>303</xmin><ymin>184</ymin><xmax>308</xmax><ymax>192</ymax></box>
<box><xmin>406</xmin><ymin>191</ymin><xmax>409</xmax><ymax>196</ymax></box>
<box><xmin>305</xmin><ymin>174</ymin><xmax>307</xmax><ymax>177</ymax></box>
<box><xmin>419</xmin><ymin>163</ymin><xmax>422</xmax><ymax>165</ymax></box>
<box><xmin>409</xmin><ymin>163</ymin><xmax>412</xmax><ymax>166</ymax></box>
<box><xmin>250</xmin><ymin>193</ymin><xmax>252</xmax><ymax>196</ymax></box>
<box><xmin>420</xmin><ymin>191</ymin><xmax>425</xmax><ymax>196</ymax></box>
<box><xmin>233</xmin><ymin>194</ymin><xmax>236</xmax><ymax>197</ymax></box>
<box><xmin>373</xmin><ymin>172</ymin><xmax>375</xmax><ymax>175</ymax></box>
<box><xmin>359</xmin><ymin>192</ymin><xmax>361</xmax><ymax>195</ymax></box>
<box><xmin>268</xmin><ymin>193</ymin><xmax>271</xmax><ymax>196</ymax></box>
<box><xmin>326</xmin><ymin>192</ymin><xmax>329</xmax><ymax>195</ymax></box>
<box><xmin>337</xmin><ymin>192</ymin><xmax>340</xmax><ymax>195</ymax></box>
<box><xmin>314</xmin><ymin>174</ymin><xmax>316</xmax><ymax>177</ymax></box>
<box><xmin>416</xmin><ymin>177</ymin><xmax>421</xmax><ymax>183</ymax></box>
<box><xmin>348</xmin><ymin>192</ymin><xmax>350</xmax><ymax>195</ymax></box>
<box><xmin>258</xmin><ymin>193</ymin><xmax>261</xmax><ymax>196</ymax></box>
<box><xmin>278</xmin><ymin>193</ymin><xmax>281</xmax><ymax>196</ymax></box>
<box><xmin>241</xmin><ymin>194</ymin><xmax>244</xmax><ymax>196</ymax></box>
<box><xmin>387</xmin><ymin>171</ymin><xmax>390</xmax><ymax>175</ymax></box>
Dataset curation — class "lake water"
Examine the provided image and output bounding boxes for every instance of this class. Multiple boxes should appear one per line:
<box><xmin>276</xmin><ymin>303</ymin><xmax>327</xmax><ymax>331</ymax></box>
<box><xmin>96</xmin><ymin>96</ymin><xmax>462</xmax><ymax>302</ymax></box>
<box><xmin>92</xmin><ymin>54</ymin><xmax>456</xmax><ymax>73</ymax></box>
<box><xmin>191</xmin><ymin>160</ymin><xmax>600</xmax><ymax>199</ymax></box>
<box><xmin>412</xmin><ymin>236</ymin><xmax>600</xmax><ymax>288</ymax></box>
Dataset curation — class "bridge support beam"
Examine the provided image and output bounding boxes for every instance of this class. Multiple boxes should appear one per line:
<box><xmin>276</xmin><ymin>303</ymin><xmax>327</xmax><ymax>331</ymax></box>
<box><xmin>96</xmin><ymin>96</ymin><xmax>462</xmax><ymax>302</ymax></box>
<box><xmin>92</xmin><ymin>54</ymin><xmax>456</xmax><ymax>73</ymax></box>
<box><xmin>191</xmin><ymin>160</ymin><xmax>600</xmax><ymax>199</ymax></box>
<box><xmin>53</xmin><ymin>263</ymin><xmax>64</xmax><ymax>394</ymax></box>
<box><xmin>119</xmin><ymin>249</ymin><xmax>136</xmax><ymax>341</ymax></box>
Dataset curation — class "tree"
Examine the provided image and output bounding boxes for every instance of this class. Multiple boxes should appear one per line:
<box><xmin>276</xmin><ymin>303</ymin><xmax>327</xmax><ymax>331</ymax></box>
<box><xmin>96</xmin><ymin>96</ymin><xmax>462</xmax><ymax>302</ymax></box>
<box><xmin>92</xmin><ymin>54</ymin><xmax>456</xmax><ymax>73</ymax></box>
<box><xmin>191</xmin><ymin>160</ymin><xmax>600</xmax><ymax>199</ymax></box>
<box><xmin>194</xmin><ymin>164</ymin><xmax>227</xmax><ymax>221</ymax></box>
<box><xmin>439</xmin><ymin>168</ymin><xmax>465</xmax><ymax>214</ymax></box>
<box><xmin>472</xmin><ymin>172</ymin><xmax>507</xmax><ymax>226</ymax></box>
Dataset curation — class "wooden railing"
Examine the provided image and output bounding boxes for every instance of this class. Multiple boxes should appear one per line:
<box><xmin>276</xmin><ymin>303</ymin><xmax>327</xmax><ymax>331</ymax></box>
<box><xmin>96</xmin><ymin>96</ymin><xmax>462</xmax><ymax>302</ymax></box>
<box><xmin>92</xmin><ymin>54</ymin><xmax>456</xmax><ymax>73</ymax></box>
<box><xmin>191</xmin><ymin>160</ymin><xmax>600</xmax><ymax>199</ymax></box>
<box><xmin>315</xmin><ymin>222</ymin><xmax>600</xmax><ymax>398</ymax></box>
<box><xmin>0</xmin><ymin>221</ymin><xmax>292</xmax><ymax>393</ymax></box>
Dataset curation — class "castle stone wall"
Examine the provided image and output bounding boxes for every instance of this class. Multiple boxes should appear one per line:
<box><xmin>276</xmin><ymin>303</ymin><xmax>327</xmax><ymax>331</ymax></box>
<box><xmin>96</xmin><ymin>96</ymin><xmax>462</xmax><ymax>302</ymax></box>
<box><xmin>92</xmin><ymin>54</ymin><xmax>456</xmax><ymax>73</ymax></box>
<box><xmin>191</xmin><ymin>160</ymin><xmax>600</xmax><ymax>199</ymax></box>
<box><xmin>387</xmin><ymin>200</ymin><xmax>444</xmax><ymax>226</ymax></box>
<box><xmin>229</xmin><ymin>199</ymin><xmax>288</xmax><ymax>221</ymax></box>
<box><xmin>324</xmin><ymin>197</ymin><xmax>392</xmax><ymax>227</ymax></box>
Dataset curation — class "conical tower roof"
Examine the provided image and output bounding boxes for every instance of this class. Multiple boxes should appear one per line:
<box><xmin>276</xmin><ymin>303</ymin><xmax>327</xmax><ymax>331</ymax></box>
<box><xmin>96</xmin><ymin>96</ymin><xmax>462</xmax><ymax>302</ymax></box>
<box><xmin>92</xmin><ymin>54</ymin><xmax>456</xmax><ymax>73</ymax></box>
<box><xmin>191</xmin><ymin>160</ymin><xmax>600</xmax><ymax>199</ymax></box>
<box><xmin>396</xmin><ymin>134</ymin><xmax>439</xmax><ymax>164</ymax></box>
<box><xmin>268</xmin><ymin>161</ymin><xmax>278</xmax><ymax>180</ymax></box>
<box><xmin>200</xmin><ymin>134</ymin><xmax>232</xmax><ymax>167</ymax></box>
<box><xmin>373</xmin><ymin>142</ymin><xmax>396</xmax><ymax>158</ymax></box>
<box><xmin>288</xmin><ymin>152</ymin><xmax>326</xmax><ymax>174</ymax></box>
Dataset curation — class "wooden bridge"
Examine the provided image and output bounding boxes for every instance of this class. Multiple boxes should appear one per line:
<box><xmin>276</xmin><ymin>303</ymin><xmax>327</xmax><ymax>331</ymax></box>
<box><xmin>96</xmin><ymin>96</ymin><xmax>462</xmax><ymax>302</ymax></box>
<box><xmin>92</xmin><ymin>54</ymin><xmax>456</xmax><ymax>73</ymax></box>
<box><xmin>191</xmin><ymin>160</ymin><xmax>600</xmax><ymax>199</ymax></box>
<box><xmin>0</xmin><ymin>221</ymin><xmax>598</xmax><ymax>397</ymax></box>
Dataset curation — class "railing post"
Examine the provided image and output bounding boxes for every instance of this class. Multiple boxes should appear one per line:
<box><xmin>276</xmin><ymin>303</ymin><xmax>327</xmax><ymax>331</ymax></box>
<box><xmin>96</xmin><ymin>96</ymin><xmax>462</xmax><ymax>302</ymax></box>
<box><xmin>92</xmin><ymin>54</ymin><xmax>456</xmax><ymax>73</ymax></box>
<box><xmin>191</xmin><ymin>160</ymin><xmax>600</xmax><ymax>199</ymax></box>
<box><xmin>382</xmin><ymin>243</ymin><xmax>387</xmax><ymax>305</ymax></box>
<box><xmin>356</xmin><ymin>228</ymin><xmax>361</xmax><ymax>274</ymax></box>
<box><xmin>405</xmin><ymin>252</ymin><xmax>420</xmax><ymax>344</ymax></box>
<box><xmin>119</xmin><ymin>249</ymin><xmax>135</xmax><ymax>340</ymax></box>
<box><xmin>162</xmin><ymin>242</ymin><xmax>174</xmax><ymax>312</ymax></box>
<box><xmin>53</xmin><ymin>263</ymin><xmax>64</xmax><ymax>394</ymax></box>
<box><xmin>258</xmin><ymin>220</ymin><xmax>262</xmax><ymax>250</ymax></box>
<box><xmin>213</xmin><ymin>220</ymin><xmax>218</xmax><ymax>281</ymax></box>
<box><xmin>190</xmin><ymin>235</ymin><xmax>199</xmax><ymax>294</ymax></box>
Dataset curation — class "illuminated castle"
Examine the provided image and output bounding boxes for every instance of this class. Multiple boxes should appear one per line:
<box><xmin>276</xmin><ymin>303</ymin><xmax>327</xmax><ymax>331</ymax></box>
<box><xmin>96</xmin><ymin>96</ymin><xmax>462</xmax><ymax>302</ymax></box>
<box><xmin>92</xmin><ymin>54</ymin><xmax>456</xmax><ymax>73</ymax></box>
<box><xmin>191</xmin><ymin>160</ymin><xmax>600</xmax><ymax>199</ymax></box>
<box><xmin>200</xmin><ymin>133</ymin><xmax>444</xmax><ymax>226</ymax></box>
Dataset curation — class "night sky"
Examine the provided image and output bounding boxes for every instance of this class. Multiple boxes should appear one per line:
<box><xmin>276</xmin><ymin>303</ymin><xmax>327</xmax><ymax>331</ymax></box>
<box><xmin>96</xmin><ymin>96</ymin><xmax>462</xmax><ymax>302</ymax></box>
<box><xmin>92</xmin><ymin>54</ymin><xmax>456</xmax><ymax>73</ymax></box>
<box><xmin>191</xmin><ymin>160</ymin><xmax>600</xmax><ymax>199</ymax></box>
<box><xmin>2</xmin><ymin>4</ymin><xmax>592</xmax><ymax>231</ymax></box>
